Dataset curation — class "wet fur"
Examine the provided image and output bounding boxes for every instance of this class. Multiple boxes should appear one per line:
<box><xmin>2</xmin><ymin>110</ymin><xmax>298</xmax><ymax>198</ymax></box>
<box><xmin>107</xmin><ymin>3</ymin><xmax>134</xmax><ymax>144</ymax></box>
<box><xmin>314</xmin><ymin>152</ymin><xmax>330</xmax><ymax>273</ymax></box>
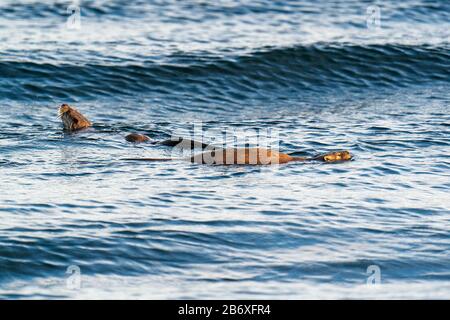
<box><xmin>59</xmin><ymin>104</ymin><xmax>92</xmax><ymax>131</ymax></box>
<box><xmin>58</xmin><ymin>104</ymin><xmax>353</xmax><ymax>165</ymax></box>
<box><xmin>124</xmin><ymin>149</ymin><xmax>352</xmax><ymax>165</ymax></box>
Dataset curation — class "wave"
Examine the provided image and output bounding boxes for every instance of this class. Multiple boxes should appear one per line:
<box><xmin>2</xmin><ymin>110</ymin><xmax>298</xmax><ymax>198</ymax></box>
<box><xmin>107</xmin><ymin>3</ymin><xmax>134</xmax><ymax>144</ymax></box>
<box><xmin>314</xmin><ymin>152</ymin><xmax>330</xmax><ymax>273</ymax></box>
<box><xmin>2</xmin><ymin>0</ymin><xmax>450</xmax><ymax>23</ymax></box>
<box><xmin>1</xmin><ymin>43</ymin><xmax>449</xmax><ymax>102</ymax></box>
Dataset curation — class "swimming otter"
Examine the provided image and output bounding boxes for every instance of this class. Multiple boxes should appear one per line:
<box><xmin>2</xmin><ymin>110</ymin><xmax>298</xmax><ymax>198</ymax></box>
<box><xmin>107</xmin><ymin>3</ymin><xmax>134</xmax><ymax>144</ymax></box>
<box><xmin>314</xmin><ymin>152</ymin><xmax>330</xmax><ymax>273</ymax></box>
<box><xmin>124</xmin><ymin>148</ymin><xmax>352</xmax><ymax>165</ymax></box>
<box><xmin>125</xmin><ymin>133</ymin><xmax>150</xmax><ymax>143</ymax></box>
<box><xmin>124</xmin><ymin>133</ymin><xmax>209</xmax><ymax>148</ymax></box>
<box><xmin>59</xmin><ymin>104</ymin><xmax>92</xmax><ymax>131</ymax></box>
<box><xmin>59</xmin><ymin>104</ymin><xmax>210</xmax><ymax>148</ymax></box>
<box><xmin>58</xmin><ymin>104</ymin><xmax>353</xmax><ymax>165</ymax></box>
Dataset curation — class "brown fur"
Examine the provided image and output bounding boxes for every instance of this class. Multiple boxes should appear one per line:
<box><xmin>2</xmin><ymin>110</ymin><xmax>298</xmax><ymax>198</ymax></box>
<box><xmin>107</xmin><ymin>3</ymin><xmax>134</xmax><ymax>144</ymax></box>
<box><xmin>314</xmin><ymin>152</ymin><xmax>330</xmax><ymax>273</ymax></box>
<box><xmin>59</xmin><ymin>104</ymin><xmax>92</xmax><ymax>131</ymax></box>
<box><xmin>59</xmin><ymin>105</ymin><xmax>150</xmax><ymax>143</ymax></box>
<box><xmin>190</xmin><ymin>148</ymin><xmax>351</xmax><ymax>164</ymax></box>
<box><xmin>125</xmin><ymin>149</ymin><xmax>352</xmax><ymax>165</ymax></box>
<box><xmin>57</xmin><ymin>104</ymin><xmax>353</xmax><ymax>165</ymax></box>
<box><xmin>190</xmin><ymin>148</ymin><xmax>294</xmax><ymax>165</ymax></box>
<box><xmin>313</xmin><ymin>150</ymin><xmax>352</xmax><ymax>162</ymax></box>
<box><xmin>125</xmin><ymin>133</ymin><xmax>151</xmax><ymax>143</ymax></box>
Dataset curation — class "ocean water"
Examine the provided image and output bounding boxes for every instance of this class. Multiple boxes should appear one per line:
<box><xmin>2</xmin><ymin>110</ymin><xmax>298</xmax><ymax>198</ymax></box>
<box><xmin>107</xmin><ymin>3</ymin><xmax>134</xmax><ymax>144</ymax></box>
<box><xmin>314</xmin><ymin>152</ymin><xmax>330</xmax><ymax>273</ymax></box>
<box><xmin>0</xmin><ymin>0</ymin><xmax>449</xmax><ymax>299</ymax></box>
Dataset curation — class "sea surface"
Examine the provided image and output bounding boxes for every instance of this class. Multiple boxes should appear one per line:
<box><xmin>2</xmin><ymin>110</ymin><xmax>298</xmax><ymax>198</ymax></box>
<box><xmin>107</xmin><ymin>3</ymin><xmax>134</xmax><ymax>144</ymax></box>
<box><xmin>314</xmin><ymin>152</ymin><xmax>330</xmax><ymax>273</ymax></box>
<box><xmin>0</xmin><ymin>0</ymin><xmax>449</xmax><ymax>299</ymax></box>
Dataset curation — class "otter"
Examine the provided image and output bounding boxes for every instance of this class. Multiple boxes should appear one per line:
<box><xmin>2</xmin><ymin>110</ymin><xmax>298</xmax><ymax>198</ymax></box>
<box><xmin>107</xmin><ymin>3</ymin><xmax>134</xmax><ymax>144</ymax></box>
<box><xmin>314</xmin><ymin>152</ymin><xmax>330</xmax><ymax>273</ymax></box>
<box><xmin>58</xmin><ymin>104</ymin><xmax>353</xmax><ymax>165</ymax></box>
<box><xmin>124</xmin><ymin>148</ymin><xmax>352</xmax><ymax>165</ymax></box>
<box><xmin>125</xmin><ymin>133</ymin><xmax>150</xmax><ymax>143</ymax></box>
<box><xmin>59</xmin><ymin>104</ymin><xmax>92</xmax><ymax>131</ymax></box>
<box><xmin>59</xmin><ymin>104</ymin><xmax>209</xmax><ymax>148</ymax></box>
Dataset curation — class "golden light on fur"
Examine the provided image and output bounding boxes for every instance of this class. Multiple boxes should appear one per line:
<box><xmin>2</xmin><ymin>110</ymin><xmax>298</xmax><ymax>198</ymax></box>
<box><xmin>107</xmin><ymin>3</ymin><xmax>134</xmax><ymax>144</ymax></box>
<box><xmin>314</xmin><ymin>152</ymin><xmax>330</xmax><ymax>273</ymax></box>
<box><xmin>190</xmin><ymin>148</ymin><xmax>294</xmax><ymax>165</ymax></box>
<box><xmin>125</xmin><ymin>148</ymin><xmax>353</xmax><ymax>165</ymax></box>
<box><xmin>59</xmin><ymin>104</ymin><xmax>92</xmax><ymax>131</ymax></box>
<box><xmin>316</xmin><ymin>150</ymin><xmax>352</xmax><ymax>162</ymax></box>
<box><xmin>190</xmin><ymin>148</ymin><xmax>351</xmax><ymax>164</ymax></box>
<box><xmin>56</xmin><ymin>104</ymin><xmax>353</xmax><ymax>165</ymax></box>
<box><xmin>125</xmin><ymin>133</ymin><xmax>151</xmax><ymax>143</ymax></box>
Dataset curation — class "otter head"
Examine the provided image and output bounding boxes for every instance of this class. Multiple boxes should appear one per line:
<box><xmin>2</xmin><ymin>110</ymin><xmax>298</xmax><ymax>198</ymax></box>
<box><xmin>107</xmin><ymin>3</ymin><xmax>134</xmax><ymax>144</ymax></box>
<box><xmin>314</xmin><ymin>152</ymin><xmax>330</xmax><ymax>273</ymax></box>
<box><xmin>321</xmin><ymin>150</ymin><xmax>352</xmax><ymax>162</ymax></box>
<box><xmin>59</xmin><ymin>104</ymin><xmax>92</xmax><ymax>131</ymax></box>
<box><xmin>125</xmin><ymin>133</ymin><xmax>150</xmax><ymax>143</ymax></box>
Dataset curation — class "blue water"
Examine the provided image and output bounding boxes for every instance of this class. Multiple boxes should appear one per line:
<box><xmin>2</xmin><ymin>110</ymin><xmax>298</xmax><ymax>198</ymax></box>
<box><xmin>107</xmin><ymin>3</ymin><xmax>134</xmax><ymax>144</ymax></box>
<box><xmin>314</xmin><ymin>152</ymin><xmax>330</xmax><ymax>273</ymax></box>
<box><xmin>0</xmin><ymin>0</ymin><xmax>449</xmax><ymax>299</ymax></box>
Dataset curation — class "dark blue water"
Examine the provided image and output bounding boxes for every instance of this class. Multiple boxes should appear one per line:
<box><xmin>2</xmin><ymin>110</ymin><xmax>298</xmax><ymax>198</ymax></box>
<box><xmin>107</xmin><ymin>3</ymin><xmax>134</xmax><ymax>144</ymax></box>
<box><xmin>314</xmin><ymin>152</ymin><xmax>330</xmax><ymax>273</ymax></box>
<box><xmin>0</xmin><ymin>0</ymin><xmax>449</xmax><ymax>299</ymax></box>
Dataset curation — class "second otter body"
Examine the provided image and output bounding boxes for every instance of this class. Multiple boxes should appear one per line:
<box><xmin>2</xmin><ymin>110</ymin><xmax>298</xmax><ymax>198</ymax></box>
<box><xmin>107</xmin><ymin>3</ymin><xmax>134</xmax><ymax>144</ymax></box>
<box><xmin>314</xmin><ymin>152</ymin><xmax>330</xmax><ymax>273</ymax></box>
<box><xmin>126</xmin><ymin>149</ymin><xmax>352</xmax><ymax>165</ymax></box>
<box><xmin>191</xmin><ymin>148</ymin><xmax>297</xmax><ymax>165</ymax></box>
